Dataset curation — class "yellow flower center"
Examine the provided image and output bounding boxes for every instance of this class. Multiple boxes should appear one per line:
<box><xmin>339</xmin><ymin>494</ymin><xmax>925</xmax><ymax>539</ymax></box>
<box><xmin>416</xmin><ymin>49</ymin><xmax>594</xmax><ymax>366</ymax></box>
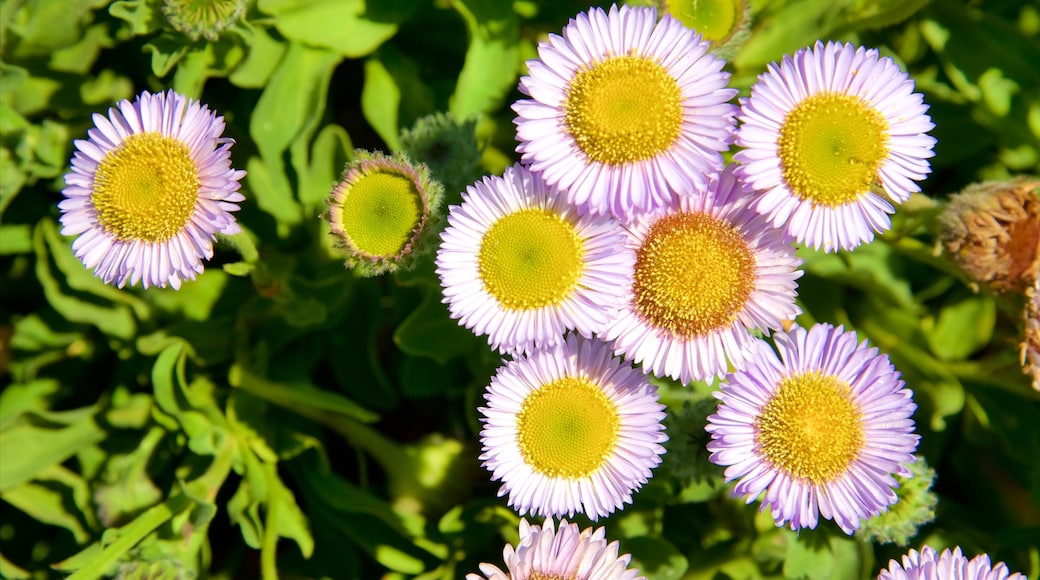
<box><xmin>777</xmin><ymin>92</ymin><xmax>890</xmax><ymax>207</ymax></box>
<box><xmin>517</xmin><ymin>376</ymin><xmax>620</xmax><ymax>479</ymax></box>
<box><xmin>667</xmin><ymin>0</ymin><xmax>743</xmax><ymax>45</ymax></box>
<box><xmin>755</xmin><ymin>371</ymin><xmax>865</xmax><ymax>484</ymax></box>
<box><xmin>563</xmin><ymin>55</ymin><xmax>683</xmax><ymax>165</ymax></box>
<box><xmin>478</xmin><ymin>209</ymin><xmax>584</xmax><ymax>310</ymax></box>
<box><xmin>338</xmin><ymin>171</ymin><xmax>424</xmax><ymax>258</ymax></box>
<box><xmin>92</xmin><ymin>132</ymin><xmax>200</xmax><ymax>243</ymax></box>
<box><xmin>633</xmin><ymin>212</ymin><xmax>755</xmax><ymax>337</ymax></box>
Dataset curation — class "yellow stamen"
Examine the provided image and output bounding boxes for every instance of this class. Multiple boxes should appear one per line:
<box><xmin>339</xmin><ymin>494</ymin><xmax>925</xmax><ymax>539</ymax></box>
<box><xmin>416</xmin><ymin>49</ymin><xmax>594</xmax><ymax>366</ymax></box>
<box><xmin>517</xmin><ymin>376</ymin><xmax>620</xmax><ymax>479</ymax></box>
<box><xmin>756</xmin><ymin>371</ymin><xmax>865</xmax><ymax>483</ymax></box>
<box><xmin>564</xmin><ymin>55</ymin><xmax>683</xmax><ymax>165</ymax></box>
<box><xmin>778</xmin><ymin>92</ymin><xmax>889</xmax><ymax>206</ymax></box>
<box><xmin>633</xmin><ymin>212</ymin><xmax>755</xmax><ymax>337</ymax></box>
<box><xmin>92</xmin><ymin>132</ymin><xmax>199</xmax><ymax>243</ymax></box>
<box><xmin>478</xmin><ymin>209</ymin><xmax>583</xmax><ymax>310</ymax></box>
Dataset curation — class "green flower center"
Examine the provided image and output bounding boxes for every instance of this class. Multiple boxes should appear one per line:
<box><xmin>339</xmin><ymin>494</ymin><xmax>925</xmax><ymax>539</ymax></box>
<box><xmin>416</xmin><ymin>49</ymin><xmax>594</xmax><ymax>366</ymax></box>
<box><xmin>163</xmin><ymin>0</ymin><xmax>246</xmax><ymax>40</ymax></box>
<box><xmin>666</xmin><ymin>0</ymin><xmax>743</xmax><ymax>45</ymax></box>
<box><xmin>517</xmin><ymin>376</ymin><xmax>620</xmax><ymax>479</ymax></box>
<box><xmin>777</xmin><ymin>92</ymin><xmax>890</xmax><ymax>207</ymax></box>
<box><xmin>478</xmin><ymin>209</ymin><xmax>583</xmax><ymax>310</ymax></box>
<box><xmin>563</xmin><ymin>55</ymin><xmax>683</xmax><ymax>165</ymax></box>
<box><xmin>633</xmin><ymin>212</ymin><xmax>755</xmax><ymax>337</ymax></box>
<box><xmin>92</xmin><ymin>132</ymin><xmax>200</xmax><ymax>243</ymax></box>
<box><xmin>756</xmin><ymin>371</ymin><xmax>865</xmax><ymax>484</ymax></box>
<box><xmin>337</xmin><ymin>171</ymin><xmax>424</xmax><ymax>259</ymax></box>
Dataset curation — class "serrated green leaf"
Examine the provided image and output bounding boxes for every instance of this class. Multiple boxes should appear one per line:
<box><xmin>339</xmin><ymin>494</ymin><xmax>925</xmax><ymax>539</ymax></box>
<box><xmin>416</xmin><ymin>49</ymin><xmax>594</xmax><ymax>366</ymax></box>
<box><xmin>143</xmin><ymin>34</ymin><xmax>191</xmax><ymax>78</ymax></box>
<box><xmin>108</xmin><ymin>0</ymin><xmax>162</xmax><ymax>36</ymax></box>
<box><xmin>449</xmin><ymin>0</ymin><xmax>519</xmax><ymax>118</ymax></box>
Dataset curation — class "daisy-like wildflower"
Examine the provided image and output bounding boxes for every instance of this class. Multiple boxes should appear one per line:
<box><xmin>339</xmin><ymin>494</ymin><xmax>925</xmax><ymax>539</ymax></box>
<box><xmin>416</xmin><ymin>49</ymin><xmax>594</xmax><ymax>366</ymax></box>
<box><xmin>478</xmin><ymin>335</ymin><xmax>666</xmax><ymax>520</ymax></box>
<box><xmin>326</xmin><ymin>150</ymin><xmax>443</xmax><ymax>277</ymax></box>
<box><xmin>437</xmin><ymin>164</ymin><xmax>632</xmax><ymax>354</ymax></box>
<box><xmin>60</xmin><ymin>90</ymin><xmax>245</xmax><ymax>290</ymax></box>
<box><xmin>603</xmin><ymin>165</ymin><xmax>803</xmax><ymax>384</ymax></box>
<box><xmin>513</xmin><ymin>4</ymin><xmax>737</xmax><ymax>219</ymax></box>
<box><xmin>468</xmin><ymin>518</ymin><xmax>645</xmax><ymax>580</ymax></box>
<box><xmin>735</xmin><ymin>41</ymin><xmax>936</xmax><ymax>252</ymax></box>
<box><xmin>706</xmin><ymin>323</ymin><xmax>920</xmax><ymax>534</ymax></box>
<box><xmin>878</xmin><ymin>546</ymin><xmax>1026</xmax><ymax>580</ymax></box>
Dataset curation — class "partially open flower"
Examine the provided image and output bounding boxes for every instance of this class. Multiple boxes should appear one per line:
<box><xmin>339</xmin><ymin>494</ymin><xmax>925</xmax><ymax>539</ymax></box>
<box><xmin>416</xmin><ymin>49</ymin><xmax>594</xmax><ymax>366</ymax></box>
<box><xmin>163</xmin><ymin>0</ymin><xmax>249</xmax><ymax>41</ymax></box>
<box><xmin>325</xmin><ymin>150</ymin><xmax>443</xmax><ymax>277</ymax></box>
<box><xmin>856</xmin><ymin>456</ymin><xmax>938</xmax><ymax>545</ymax></box>
<box><xmin>939</xmin><ymin>177</ymin><xmax>1040</xmax><ymax>294</ymax></box>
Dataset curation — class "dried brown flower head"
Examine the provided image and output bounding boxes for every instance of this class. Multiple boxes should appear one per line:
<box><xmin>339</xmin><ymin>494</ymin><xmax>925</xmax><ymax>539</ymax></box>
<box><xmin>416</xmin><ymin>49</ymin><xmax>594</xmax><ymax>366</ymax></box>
<box><xmin>939</xmin><ymin>177</ymin><xmax>1040</xmax><ymax>294</ymax></box>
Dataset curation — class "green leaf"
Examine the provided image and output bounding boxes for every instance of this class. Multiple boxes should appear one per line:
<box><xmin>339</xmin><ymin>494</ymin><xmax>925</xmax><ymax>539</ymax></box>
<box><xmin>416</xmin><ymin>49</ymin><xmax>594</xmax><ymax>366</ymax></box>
<box><xmin>229</xmin><ymin>26</ymin><xmax>285</xmax><ymax>88</ymax></box>
<box><xmin>263</xmin><ymin>462</ymin><xmax>314</xmax><ymax>559</ymax></box>
<box><xmin>394</xmin><ymin>286</ymin><xmax>485</xmax><ymax>364</ymax></box>
<box><xmin>108</xmin><ymin>0</ymin><xmax>162</xmax><ymax>36</ymax></box>
<box><xmin>449</xmin><ymin>0</ymin><xmax>519</xmax><ymax>118</ymax></box>
<box><xmin>6</xmin><ymin>0</ymin><xmax>110</xmax><ymax>55</ymax></box>
<box><xmin>0</xmin><ymin>379</ymin><xmax>60</xmax><ymax>425</ymax></box>
<box><xmin>230</xmin><ymin>365</ymin><xmax>379</xmax><ymax>423</ymax></box>
<box><xmin>0</xmin><ymin>223</ymin><xmax>31</xmax><ymax>254</ymax></box>
<box><xmin>626</xmin><ymin>536</ymin><xmax>689</xmax><ymax>580</ymax></box>
<box><xmin>142</xmin><ymin>34</ymin><xmax>191</xmax><ymax>78</ymax></box>
<box><xmin>298</xmin><ymin>122</ymin><xmax>352</xmax><ymax>213</ymax></box>
<box><xmin>250</xmin><ymin>41</ymin><xmax>341</xmax><ymax>160</ymax></box>
<box><xmin>40</xmin><ymin>218</ymin><xmax>152</xmax><ymax>320</ymax></box>
<box><xmin>259</xmin><ymin>0</ymin><xmax>411</xmax><ymax>58</ymax></box>
<box><xmin>58</xmin><ymin>492</ymin><xmax>195</xmax><ymax>578</ymax></box>
<box><xmin>0</xmin><ymin>408</ymin><xmax>105</xmax><ymax>492</ymax></box>
<box><xmin>172</xmin><ymin>42</ymin><xmax>216</xmax><ymax>97</ymax></box>
<box><xmin>245</xmin><ymin>155</ymin><xmax>302</xmax><ymax>234</ymax></box>
<box><xmin>925</xmin><ymin>291</ymin><xmax>997</xmax><ymax>361</ymax></box>
<box><xmin>361</xmin><ymin>56</ymin><xmax>402</xmax><ymax>151</ymax></box>
<box><xmin>783</xmin><ymin>529</ymin><xmax>863</xmax><ymax>580</ymax></box>
<box><xmin>734</xmin><ymin>0</ymin><xmax>838</xmax><ymax>71</ymax></box>
<box><xmin>0</xmin><ymin>464</ymin><xmax>95</xmax><ymax>542</ymax></box>
<box><xmin>33</xmin><ymin>222</ymin><xmax>137</xmax><ymax>340</ymax></box>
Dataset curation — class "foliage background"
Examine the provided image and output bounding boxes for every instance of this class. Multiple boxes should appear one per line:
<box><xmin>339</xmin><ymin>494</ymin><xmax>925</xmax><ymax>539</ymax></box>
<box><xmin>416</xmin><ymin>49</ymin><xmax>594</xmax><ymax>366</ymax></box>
<box><xmin>1</xmin><ymin>0</ymin><xmax>1038</xmax><ymax>578</ymax></box>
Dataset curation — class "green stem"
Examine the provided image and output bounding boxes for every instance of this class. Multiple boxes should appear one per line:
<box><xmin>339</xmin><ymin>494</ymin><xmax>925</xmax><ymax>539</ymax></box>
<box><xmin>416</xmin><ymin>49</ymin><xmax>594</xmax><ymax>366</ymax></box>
<box><xmin>66</xmin><ymin>493</ymin><xmax>192</xmax><ymax>580</ymax></box>
<box><xmin>260</xmin><ymin>463</ymin><xmax>280</xmax><ymax>580</ymax></box>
